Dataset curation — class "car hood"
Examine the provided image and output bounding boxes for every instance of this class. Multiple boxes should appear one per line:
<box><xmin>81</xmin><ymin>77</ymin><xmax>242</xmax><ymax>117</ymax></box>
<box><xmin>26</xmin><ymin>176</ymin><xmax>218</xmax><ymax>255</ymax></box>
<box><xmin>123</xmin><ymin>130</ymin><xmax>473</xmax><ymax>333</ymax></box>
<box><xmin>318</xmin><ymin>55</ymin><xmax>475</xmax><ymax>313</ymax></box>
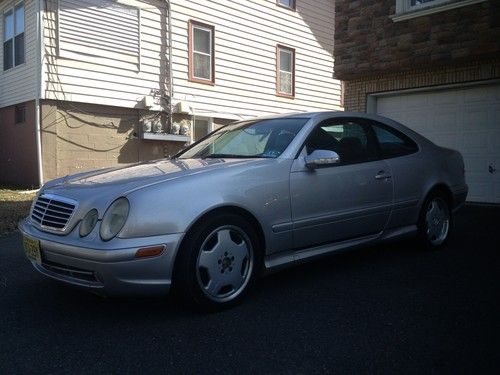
<box><xmin>42</xmin><ymin>158</ymin><xmax>264</xmax><ymax>200</ymax></box>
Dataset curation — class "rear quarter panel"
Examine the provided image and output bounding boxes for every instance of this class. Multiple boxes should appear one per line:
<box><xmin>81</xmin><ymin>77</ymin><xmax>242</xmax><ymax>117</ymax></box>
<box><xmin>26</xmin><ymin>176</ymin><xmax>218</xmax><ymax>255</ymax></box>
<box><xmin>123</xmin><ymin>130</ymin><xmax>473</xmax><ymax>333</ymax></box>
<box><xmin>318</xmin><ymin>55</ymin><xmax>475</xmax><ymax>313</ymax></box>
<box><xmin>384</xmin><ymin>142</ymin><xmax>462</xmax><ymax>229</ymax></box>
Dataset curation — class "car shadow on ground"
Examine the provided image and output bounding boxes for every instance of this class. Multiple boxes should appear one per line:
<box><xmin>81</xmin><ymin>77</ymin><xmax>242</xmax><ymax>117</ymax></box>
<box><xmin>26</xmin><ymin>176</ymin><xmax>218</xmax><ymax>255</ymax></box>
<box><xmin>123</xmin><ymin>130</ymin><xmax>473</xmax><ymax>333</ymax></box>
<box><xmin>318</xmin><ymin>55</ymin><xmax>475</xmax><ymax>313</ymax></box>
<box><xmin>13</xmin><ymin>237</ymin><xmax>423</xmax><ymax>318</ymax></box>
<box><xmin>2</xmin><ymin>205</ymin><xmax>499</xmax><ymax>373</ymax></box>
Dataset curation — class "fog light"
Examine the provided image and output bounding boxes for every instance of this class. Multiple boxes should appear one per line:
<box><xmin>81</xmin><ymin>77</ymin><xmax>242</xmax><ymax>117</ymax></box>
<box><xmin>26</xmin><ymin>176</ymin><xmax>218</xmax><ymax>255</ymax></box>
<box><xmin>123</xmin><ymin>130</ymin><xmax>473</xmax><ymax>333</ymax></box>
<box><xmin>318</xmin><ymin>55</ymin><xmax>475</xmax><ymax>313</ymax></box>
<box><xmin>135</xmin><ymin>245</ymin><xmax>165</xmax><ymax>258</ymax></box>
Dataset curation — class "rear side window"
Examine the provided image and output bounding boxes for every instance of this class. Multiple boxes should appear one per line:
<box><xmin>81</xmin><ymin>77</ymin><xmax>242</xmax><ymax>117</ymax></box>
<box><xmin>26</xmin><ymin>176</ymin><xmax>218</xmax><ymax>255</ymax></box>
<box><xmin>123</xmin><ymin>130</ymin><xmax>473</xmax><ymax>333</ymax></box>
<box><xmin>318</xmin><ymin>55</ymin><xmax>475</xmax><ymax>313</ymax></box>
<box><xmin>373</xmin><ymin>125</ymin><xmax>418</xmax><ymax>159</ymax></box>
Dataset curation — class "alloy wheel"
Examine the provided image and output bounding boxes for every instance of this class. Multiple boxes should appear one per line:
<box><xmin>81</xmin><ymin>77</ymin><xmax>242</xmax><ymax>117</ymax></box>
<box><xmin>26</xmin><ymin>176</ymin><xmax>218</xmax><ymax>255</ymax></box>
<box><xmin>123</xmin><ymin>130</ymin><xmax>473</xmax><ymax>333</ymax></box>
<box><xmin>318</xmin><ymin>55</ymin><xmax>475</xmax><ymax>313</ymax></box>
<box><xmin>195</xmin><ymin>225</ymin><xmax>254</xmax><ymax>303</ymax></box>
<box><xmin>425</xmin><ymin>197</ymin><xmax>450</xmax><ymax>246</ymax></box>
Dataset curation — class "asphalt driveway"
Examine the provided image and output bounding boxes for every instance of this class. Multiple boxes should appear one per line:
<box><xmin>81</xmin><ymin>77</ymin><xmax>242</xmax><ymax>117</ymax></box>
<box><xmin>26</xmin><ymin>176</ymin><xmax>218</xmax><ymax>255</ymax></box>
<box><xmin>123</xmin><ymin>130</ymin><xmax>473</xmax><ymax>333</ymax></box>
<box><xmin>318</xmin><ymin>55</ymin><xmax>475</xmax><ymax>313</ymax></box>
<box><xmin>0</xmin><ymin>205</ymin><xmax>499</xmax><ymax>374</ymax></box>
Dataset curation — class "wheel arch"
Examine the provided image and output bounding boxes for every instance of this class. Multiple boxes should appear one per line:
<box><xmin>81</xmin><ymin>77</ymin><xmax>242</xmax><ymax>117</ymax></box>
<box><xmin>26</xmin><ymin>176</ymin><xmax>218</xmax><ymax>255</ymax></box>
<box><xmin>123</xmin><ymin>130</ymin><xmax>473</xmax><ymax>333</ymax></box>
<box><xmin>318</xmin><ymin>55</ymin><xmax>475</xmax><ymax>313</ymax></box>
<box><xmin>173</xmin><ymin>205</ymin><xmax>267</xmax><ymax>275</ymax></box>
<box><xmin>423</xmin><ymin>183</ymin><xmax>454</xmax><ymax>209</ymax></box>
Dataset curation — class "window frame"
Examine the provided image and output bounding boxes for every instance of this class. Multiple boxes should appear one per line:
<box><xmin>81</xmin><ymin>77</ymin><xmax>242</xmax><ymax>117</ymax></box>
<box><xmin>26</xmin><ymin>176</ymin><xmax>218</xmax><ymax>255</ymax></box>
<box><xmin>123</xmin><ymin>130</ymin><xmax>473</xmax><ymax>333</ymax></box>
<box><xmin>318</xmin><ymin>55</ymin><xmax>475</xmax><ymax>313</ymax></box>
<box><xmin>299</xmin><ymin>118</ymin><xmax>380</xmax><ymax>166</ymax></box>
<box><xmin>397</xmin><ymin>0</ymin><xmax>449</xmax><ymax>13</ymax></box>
<box><xmin>188</xmin><ymin>20</ymin><xmax>215</xmax><ymax>85</ymax></box>
<box><xmin>193</xmin><ymin>116</ymin><xmax>213</xmax><ymax>142</ymax></box>
<box><xmin>15</xmin><ymin>105</ymin><xmax>26</xmax><ymax>124</ymax></box>
<box><xmin>3</xmin><ymin>1</ymin><xmax>25</xmax><ymax>71</ymax></box>
<box><xmin>276</xmin><ymin>44</ymin><xmax>295</xmax><ymax>99</ymax></box>
<box><xmin>297</xmin><ymin>117</ymin><xmax>420</xmax><ymax>165</ymax></box>
<box><xmin>276</xmin><ymin>0</ymin><xmax>296</xmax><ymax>11</ymax></box>
<box><xmin>369</xmin><ymin>121</ymin><xmax>420</xmax><ymax>159</ymax></box>
<box><xmin>392</xmin><ymin>0</ymin><xmax>487</xmax><ymax>21</ymax></box>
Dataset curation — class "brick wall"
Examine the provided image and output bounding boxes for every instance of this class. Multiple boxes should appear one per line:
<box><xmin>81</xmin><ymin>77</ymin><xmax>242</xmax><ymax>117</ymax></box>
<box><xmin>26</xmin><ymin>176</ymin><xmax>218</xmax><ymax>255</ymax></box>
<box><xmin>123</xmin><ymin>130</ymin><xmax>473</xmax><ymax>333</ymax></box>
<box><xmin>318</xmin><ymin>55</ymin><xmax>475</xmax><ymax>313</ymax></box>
<box><xmin>0</xmin><ymin>101</ymin><xmax>39</xmax><ymax>188</ymax></box>
<box><xmin>343</xmin><ymin>59</ymin><xmax>500</xmax><ymax>112</ymax></box>
<box><xmin>334</xmin><ymin>0</ymin><xmax>500</xmax><ymax>80</ymax></box>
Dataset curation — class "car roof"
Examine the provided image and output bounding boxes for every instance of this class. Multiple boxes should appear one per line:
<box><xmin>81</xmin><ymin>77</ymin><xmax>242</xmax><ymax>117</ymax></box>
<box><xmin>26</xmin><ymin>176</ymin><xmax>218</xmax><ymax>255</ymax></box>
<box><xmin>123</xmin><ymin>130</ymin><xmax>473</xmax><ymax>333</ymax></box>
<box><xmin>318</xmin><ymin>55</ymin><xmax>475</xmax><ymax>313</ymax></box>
<box><xmin>252</xmin><ymin>111</ymin><xmax>423</xmax><ymax>136</ymax></box>
<box><xmin>247</xmin><ymin>111</ymin><xmax>387</xmax><ymax>121</ymax></box>
<box><xmin>245</xmin><ymin>110</ymin><xmax>435</xmax><ymax>151</ymax></box>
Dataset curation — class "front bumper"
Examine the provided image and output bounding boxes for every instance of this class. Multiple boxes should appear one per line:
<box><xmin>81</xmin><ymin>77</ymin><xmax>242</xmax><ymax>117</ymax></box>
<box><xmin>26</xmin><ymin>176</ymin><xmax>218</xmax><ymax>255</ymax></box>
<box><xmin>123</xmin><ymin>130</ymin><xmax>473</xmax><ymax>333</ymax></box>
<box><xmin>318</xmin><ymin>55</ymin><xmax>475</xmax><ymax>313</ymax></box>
<box><xmin>19</xmin><ymin>218</ymin><xmax>184</xmax><ymax>296</ymax></box>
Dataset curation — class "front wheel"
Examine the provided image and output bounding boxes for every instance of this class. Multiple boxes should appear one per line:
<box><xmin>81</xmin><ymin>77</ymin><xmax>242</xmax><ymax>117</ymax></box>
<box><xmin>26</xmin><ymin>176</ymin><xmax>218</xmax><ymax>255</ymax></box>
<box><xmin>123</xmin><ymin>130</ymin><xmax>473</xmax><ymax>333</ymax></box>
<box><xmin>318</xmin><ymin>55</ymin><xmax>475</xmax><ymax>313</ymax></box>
<box><xmin>174</xmin><ymin>214</ymin><xmax>260</xmax><ymax>311</ymax></box>
<box><xmin>418</xmin><ymin>195</ymin><xmax>452</xmax><ymax>249</ymax></box>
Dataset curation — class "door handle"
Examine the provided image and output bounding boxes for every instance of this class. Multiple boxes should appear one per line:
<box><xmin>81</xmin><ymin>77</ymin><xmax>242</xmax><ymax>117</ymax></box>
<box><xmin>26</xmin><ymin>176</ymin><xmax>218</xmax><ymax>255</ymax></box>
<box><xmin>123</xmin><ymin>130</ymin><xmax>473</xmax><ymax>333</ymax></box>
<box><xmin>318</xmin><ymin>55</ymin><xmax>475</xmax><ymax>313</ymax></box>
<box><xmin>375</xmin><ymin>171</ymin><xmax>392</xmax><ymax>180</ymax></box>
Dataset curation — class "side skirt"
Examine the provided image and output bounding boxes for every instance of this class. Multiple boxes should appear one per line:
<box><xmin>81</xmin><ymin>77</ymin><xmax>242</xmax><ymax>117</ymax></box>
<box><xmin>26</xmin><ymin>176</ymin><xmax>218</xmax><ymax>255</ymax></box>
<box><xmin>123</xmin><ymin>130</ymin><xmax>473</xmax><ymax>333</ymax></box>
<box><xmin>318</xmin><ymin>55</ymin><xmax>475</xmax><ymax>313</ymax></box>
<box><xmin>264</xmin><ymin>225</ymin><xmax>417</xmax><ymax>273</ymax></box>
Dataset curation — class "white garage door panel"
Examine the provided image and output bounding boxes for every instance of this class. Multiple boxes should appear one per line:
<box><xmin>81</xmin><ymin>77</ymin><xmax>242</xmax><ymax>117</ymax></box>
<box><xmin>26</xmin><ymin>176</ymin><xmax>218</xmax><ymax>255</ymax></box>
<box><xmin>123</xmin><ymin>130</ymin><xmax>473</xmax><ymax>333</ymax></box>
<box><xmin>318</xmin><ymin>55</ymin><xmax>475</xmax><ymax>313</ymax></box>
<box><xmin>376</xmin><ymin>84</ymin><xmax>500</xmax><ymax>203</ymax></box>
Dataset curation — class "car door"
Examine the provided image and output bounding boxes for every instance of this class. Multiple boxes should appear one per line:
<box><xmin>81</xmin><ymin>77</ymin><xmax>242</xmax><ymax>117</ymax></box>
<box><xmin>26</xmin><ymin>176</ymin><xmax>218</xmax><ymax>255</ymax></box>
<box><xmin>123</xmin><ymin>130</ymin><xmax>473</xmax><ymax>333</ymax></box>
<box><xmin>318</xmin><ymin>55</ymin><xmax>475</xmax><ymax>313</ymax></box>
<box><xmin>370</xmin><ymin>121</ymin><xmax>422</xmax><ymax>228</ymax></box>
<box><xmin>290</xmin><ymin>118</ymin><xmax>393</xmax><ymax>249</ymax></box>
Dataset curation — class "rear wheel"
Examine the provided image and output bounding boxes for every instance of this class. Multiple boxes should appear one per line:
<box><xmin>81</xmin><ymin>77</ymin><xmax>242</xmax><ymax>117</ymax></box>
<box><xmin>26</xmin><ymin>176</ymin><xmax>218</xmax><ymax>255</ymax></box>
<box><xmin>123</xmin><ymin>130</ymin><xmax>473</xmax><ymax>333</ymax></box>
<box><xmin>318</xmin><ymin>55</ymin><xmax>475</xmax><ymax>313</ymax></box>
<box><xmin>418</xmin><ymin>194</ymin><xmax>451</xmax><ymax>249</ymax></box>
<box><xmin>174</xmin><ymin>213</ymin><xmax>260</xmax><ymax>311</ymax></box>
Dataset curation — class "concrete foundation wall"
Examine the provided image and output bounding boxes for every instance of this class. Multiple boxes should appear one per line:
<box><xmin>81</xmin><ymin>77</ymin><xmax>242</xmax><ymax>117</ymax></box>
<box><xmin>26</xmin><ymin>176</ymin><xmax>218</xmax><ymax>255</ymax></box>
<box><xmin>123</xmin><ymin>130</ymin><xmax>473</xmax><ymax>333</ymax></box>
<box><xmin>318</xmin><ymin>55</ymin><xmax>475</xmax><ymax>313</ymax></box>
<box><xmin>0</xmin><ymin>101</ymin><xmax>39</xmax><ymax>188</ymax></box>
<box><xmin>40</xmin><ymin>100</ymin><xmax>185</xmax><ymax>182</ymax></box>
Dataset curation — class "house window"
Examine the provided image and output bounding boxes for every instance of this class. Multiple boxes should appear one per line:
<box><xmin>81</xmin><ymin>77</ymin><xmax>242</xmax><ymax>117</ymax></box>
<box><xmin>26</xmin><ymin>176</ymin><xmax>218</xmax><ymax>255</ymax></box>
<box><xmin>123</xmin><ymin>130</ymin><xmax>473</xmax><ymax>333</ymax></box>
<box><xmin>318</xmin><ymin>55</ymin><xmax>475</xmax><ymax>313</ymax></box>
<box><xmin>276</xmin><ymin>45</ymin><xmax>295</xmax><ymax>98</ymax></box>
<box><xmin>394</xmin><ymin>0</ymin><xmax>487</xmax><ymax>17</ymax></box>
<box><xmin>189</xmin><ymin>20</ymin><xmax>215</xmax><ymax>84</ymax></box>
<box><xmin>3</xmin><ymin>2</ymin><xmax>25</xmax><ymax>71</ymax></box>
<box><xmin>15</xmin><ymin>105</ymin><xmax>26</xmax><ymax>124</ymax></box>
<box><xmin>194</xmin><ymin>117</ymin><xmax>213</xmax><ymax>141</ymax></box>
<box><xmin>277</xmin><ymin>0</ymin><xmax>296</xmax><ymax>10</ymax></box>
<box><xmin>409</xmin><ymin>0</ymin><xmax>448</xmax><ymax>9</ymax></box>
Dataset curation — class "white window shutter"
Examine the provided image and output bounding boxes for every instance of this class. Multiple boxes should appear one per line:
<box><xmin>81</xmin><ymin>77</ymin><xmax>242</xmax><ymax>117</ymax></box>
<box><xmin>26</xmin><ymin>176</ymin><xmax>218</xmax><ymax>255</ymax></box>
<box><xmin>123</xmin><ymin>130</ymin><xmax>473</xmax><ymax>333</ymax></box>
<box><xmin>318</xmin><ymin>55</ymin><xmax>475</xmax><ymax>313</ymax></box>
<box><xmin>58</xmin><ymin>0</ymin><xmax>140</xmax><ymax>66</ymax></box>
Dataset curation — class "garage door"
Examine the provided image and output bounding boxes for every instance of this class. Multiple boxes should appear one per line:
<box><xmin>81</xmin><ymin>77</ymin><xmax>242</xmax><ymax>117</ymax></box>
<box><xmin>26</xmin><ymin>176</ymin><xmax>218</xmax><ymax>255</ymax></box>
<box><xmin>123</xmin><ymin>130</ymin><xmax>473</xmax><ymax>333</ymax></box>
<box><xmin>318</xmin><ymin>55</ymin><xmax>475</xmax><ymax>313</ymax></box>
<box><xmin>375</xmin><ymin>84</ymin><xmax>500</xmax><ymax>203</ymax></box>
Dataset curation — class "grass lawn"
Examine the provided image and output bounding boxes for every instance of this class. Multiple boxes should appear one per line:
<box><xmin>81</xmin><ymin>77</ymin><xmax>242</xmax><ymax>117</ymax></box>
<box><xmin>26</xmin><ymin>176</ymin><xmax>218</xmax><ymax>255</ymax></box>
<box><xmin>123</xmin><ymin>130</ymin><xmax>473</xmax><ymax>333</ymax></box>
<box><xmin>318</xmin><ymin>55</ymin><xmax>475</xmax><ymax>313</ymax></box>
<box><xmin>0</xmin><ymin>189</ymin><xmax>36</xmax><ymax>236</ymax></box>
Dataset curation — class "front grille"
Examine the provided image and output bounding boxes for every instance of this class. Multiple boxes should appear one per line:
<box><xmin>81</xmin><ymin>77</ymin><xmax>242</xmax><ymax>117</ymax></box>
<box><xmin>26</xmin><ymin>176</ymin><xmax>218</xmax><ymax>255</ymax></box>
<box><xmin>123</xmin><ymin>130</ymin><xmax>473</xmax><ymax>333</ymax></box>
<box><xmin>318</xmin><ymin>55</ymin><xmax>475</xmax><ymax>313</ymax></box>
<box><xmin>31</xmin><ymin>194</ymin><xmax>77</xmax><ymax>231</ymax></box>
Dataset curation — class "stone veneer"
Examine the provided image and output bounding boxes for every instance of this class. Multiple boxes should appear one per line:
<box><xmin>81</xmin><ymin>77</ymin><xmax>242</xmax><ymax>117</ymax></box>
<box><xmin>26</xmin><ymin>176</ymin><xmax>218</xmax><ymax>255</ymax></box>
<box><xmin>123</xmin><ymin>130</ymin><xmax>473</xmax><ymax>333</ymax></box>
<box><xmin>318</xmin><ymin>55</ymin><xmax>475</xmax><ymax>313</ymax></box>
<box><xmin>334</xmin><ymin>0</ymin><xmax>500</xmax><ymax>80</ymax></box>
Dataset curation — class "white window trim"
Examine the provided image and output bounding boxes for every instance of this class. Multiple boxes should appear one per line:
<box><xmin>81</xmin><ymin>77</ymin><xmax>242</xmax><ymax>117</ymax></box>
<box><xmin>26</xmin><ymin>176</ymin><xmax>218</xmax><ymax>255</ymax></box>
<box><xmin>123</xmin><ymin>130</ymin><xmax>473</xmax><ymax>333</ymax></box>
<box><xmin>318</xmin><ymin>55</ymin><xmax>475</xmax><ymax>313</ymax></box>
<box><xmin>392</xmin><ymin>0</ymin><xmax>487</xmax><ymax>22</ymax></box>
<box><xmin>3</xmin><ymin>1</ymin><xmax>25</xmax><ymax>71</ymax></box>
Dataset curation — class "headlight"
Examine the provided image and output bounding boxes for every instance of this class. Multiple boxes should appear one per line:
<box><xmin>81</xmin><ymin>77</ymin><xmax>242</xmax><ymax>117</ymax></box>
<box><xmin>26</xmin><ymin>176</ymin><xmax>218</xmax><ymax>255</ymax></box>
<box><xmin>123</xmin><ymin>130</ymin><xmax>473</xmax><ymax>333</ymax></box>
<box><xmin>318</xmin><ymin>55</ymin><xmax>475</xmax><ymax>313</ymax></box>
<box><xmin>100</xmin><ymin>198</ymin><xmax>129</xmax><ymax>241</ymax></box>
<box><xmin>79</xmin><ymin>209</ymin><xmax>98</xmax><ymax>237</ymax></box>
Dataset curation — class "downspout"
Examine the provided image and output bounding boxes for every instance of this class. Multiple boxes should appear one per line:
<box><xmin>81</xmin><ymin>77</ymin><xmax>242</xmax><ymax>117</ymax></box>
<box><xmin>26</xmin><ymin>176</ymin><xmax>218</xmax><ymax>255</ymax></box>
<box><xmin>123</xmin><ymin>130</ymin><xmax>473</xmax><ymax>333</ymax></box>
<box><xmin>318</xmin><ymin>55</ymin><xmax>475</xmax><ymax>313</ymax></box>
<box><xmin>35</xmin><ymin>0</ymin><xmax>44</xmax><ymax>187</ymax></box>
<box><xmin>167</xmin><ymin>0</ymin><xmax>173</xmax><ymax>129</ymax></box>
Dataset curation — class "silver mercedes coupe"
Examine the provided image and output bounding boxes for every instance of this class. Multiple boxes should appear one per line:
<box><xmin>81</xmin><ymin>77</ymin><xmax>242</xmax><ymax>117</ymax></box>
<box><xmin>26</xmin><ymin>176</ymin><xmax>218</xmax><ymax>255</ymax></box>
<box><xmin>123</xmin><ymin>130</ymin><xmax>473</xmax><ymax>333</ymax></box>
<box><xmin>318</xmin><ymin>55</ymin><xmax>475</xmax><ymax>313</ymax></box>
<box><xmin>20</xmin><ymin>112</ymin><xmax>468</xmax><ymax>310</ymax></box>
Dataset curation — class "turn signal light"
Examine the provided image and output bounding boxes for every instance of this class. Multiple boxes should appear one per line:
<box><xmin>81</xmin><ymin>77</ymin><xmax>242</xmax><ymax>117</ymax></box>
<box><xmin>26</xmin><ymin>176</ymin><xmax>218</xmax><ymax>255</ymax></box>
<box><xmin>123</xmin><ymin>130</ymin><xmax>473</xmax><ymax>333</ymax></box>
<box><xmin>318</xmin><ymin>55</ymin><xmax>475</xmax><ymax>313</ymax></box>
<box><xmin>135</xmin><ymin>245</ymin><xmax>165</xmax><ymax>258</ymax></box>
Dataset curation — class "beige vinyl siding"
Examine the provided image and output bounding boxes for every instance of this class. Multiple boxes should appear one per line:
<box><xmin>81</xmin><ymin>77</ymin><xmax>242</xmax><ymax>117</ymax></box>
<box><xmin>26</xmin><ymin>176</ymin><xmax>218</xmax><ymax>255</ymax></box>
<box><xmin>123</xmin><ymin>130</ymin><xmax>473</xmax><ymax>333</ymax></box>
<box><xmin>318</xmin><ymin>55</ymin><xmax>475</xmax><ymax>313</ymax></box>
<box><xmin>43</xmin><ymin>0</ymin><xmax>169</xmax><ymax>109</ymax></box>
<box><xmin>170</xmin><ymin>0</ymin><xmax>341</xmax><ymax>118</ymax></box>
<box><xmin>0</xmin><ymin>0</ymin><xmax>37</xmax><ymax>108</ymax></box>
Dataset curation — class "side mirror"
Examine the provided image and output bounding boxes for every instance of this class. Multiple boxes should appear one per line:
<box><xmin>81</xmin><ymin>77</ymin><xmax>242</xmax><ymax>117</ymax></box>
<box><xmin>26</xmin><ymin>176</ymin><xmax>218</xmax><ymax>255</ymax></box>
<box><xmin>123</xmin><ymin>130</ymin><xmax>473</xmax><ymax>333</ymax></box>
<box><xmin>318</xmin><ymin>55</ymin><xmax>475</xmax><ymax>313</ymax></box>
<box><xmin>304</xmin><ymin>150</ymin><xmax>340</xmax><ymax>169</ymax></box>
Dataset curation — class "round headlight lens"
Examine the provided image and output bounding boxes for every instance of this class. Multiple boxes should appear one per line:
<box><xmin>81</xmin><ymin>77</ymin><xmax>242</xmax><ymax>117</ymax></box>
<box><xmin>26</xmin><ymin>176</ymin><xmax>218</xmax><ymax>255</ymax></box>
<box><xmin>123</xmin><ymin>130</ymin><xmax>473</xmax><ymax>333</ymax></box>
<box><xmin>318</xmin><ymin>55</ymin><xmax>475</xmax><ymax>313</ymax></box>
<box><xmin>100</xmin><ymin>198</ymin><xmax>129</xmax><ymax>241</ymax></box>
<box><xmin>79</xmin><ymin>209</ymin><xmax>98</xmax><ymax>237</ymax></box>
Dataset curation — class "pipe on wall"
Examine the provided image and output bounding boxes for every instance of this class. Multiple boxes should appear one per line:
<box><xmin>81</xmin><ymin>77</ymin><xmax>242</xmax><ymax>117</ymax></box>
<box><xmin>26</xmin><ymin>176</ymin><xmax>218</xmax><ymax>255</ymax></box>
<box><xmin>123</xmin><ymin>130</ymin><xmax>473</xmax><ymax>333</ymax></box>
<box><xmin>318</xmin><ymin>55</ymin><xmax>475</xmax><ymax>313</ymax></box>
<box><xmin>35</xmin><ymin>0</ymin><xmax>44</xmax><ymax>188</ymax></box>
<box><xmin>167</xmin><ymin>0</ymin><xmax>173</xmax><ymax>128</ymax></box>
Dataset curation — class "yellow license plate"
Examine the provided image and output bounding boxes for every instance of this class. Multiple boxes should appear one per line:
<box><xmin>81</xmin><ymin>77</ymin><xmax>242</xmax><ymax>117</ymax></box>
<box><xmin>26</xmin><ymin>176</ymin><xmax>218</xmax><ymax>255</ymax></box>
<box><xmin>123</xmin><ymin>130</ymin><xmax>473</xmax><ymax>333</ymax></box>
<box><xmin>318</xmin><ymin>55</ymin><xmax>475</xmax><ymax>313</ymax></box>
<box><xmin>23</xmin><ymin>236</ymin><xmax>41</xmax><ymax>264</ymax></box>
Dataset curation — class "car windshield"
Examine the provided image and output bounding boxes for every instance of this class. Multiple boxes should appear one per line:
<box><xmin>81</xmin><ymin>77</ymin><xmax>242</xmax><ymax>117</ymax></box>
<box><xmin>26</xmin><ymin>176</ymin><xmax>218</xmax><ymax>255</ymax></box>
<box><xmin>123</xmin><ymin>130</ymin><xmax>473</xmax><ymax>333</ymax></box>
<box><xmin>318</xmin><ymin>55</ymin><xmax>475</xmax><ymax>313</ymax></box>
<box><xmin>177</xmin><ymin>118</ymin><xmax>309</xmax><ymax>159</ymax></box>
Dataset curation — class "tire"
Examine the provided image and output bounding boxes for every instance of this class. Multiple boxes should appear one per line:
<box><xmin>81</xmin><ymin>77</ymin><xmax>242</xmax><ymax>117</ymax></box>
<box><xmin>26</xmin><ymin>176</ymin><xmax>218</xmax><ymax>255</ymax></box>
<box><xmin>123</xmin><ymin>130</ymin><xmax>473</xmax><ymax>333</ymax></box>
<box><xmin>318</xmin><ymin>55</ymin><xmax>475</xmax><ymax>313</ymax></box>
<box><xmin>173</xmin><ymin>213</ymin><xmax>260</xmax><ymax>311</ymax></box>
<box><xmin>417</xmin><ymin>193</ymin><xmax>452</xmax><ymax>249</ymax></box>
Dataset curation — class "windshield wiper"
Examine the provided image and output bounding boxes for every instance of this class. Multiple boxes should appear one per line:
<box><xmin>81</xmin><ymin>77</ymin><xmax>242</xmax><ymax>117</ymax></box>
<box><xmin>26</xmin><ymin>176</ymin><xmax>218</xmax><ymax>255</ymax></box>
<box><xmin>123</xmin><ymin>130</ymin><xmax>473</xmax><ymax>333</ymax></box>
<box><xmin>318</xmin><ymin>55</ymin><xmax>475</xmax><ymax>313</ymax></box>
<box><xmin>202</xmin><ymin>154</ymin><xmax>266</xmax><ymax>159</ymax></box>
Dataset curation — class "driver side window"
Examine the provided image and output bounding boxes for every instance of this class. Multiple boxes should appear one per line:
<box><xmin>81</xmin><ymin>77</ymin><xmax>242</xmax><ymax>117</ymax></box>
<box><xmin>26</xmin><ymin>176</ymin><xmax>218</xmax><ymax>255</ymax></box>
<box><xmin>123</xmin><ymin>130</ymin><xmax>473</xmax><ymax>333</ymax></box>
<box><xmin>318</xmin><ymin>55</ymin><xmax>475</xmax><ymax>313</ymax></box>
<box><xmin>305</xmin><ymin>120</ymin><xmax>377</xmax><ymax>165</ymax></box>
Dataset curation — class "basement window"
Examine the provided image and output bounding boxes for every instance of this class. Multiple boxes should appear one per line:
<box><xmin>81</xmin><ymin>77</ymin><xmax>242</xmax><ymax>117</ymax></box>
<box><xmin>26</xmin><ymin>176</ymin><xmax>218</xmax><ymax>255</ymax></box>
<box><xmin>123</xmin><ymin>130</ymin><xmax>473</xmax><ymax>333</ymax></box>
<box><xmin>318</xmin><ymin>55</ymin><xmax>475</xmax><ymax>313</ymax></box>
<box><xmin>15</xmin><ymin>105</ymin><xmax>26</xmax><ymax>124</ymax></box>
